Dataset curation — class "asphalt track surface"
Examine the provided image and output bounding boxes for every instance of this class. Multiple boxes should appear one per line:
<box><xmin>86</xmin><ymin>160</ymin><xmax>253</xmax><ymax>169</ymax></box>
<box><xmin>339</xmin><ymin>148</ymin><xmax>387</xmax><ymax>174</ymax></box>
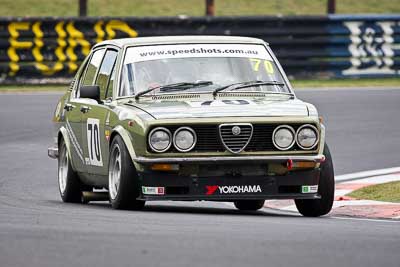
<box><xmin>0</xmin><ymin>88</ymin><xmax>399</xmax><ymax>267</ymax></box>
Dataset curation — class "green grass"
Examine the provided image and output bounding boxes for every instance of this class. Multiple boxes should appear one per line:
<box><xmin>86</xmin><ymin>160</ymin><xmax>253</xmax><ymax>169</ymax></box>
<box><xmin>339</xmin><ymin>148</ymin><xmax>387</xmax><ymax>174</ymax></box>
<box><xmin>347</xmin><ymin>181</ymin><xmax>400</xmax><ymax>203</ymax></box>
<box><xmin>0</xmin><ymin>85</ymin><xmax>66</xmax><ymax>92</ymax></box>
<box><xmin>1</xmin><ymin>0</ymin><xmax>400</xmax><ymax>17</ymax></box>
<box><xmin>291</xmin><ymin>78</ymin><xmax>400</xmax><ymax>88</ymax></box>
<box><xmin>0</xmin><ymin>78</ymin><xmax>399</xmax><ymax>92</ymax></box>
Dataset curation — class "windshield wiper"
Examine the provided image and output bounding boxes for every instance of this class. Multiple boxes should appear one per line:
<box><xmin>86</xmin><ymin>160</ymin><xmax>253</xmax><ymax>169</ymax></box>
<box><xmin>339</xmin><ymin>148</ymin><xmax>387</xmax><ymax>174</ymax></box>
<box><xmin>231</xmin><ymin>81</ymin><xmax>285</xmax><ymax>91</ymax></box>
<box><xmin>135</xmin><ymin>81</ymin><xmax>213</xmax><ymax>100</ymax></box>
<box><xmin>212</xmin><ymin>80</ymin><xmax>285</xmax><ymax>96</ymax></box>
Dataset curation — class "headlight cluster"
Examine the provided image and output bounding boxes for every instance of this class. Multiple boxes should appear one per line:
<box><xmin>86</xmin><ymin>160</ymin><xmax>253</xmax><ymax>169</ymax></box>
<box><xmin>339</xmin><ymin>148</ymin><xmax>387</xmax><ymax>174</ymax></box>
<box><xmin>296</xmin><ymin>125</ymin><xmax>319</xmax><ymax>150</ymax></box>
<box><xmin>272</xmin><ymin>126</ymin><xmax>296</xmax><ymax>150</ymax></box>
<box><xmin>148</xmin><ymin>127</ymin><xmax>197</xmax><ymax>153</ymax></box>
<box><xmin>148</xmin><ymin>127</ymin><xmax>172</xmax><ymax>152</ymax></box>
<box><xmin>272</xmin><ymin>124</ymin><xmax>319</xmax><ymax>150</ymax></box>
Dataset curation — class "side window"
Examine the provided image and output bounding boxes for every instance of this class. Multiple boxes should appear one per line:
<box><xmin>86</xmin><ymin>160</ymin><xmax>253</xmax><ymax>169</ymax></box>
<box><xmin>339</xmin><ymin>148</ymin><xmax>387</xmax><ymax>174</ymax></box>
<box><xmin>71</xmin><ymin>54</ymin><xmax>91</xmax><ymax>98</ymax></box>
<box><xmin>106</xmin><ymin>64</ymin><xmax>116</xmax><ymax>99</ymax></box>
<box><xmin>95</xmin><ymin>49</ymin><xmax>118</xmax><ymax>100</ymax></box>
<box><xmin>120</xmin><ymin>64</ymin><xmax>135</xmax><ymax>97</ymax></box>
<box><xmin>81</xmin><ymin>49</ymin><xmax>105</xmax><ymax>86</ymax></box>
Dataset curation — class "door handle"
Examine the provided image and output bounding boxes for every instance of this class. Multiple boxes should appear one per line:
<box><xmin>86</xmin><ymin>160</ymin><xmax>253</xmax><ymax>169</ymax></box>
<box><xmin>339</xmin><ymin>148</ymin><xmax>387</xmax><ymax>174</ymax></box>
<box><xmin>80</xmin><ymin>106</ymin><xmax>91</xmax><ymax>113</ymax></box>
<box><xmin>64</xmin><ymin>103</ymin><xmax>75</xmax><ymax>111</ymax></box>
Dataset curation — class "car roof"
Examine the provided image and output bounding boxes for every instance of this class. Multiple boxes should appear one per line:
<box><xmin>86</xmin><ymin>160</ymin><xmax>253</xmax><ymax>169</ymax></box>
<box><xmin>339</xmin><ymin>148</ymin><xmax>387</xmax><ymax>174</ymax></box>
<box><xmin>93</xmin><ymin>36</ymin><xmax>268</xmax><ymax>49</ymax></box>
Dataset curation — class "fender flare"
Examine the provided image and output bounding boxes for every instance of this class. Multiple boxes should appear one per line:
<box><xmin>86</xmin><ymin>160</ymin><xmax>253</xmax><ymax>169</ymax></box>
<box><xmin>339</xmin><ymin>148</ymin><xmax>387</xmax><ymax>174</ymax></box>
<box><xmin>318</xmin><ymin>124</ymin><xmax>326</xmax><ymax>155</ymax></box>
<box><xmin>316</xmin><ymin>124</ymin><xmax>326</xmax><ymax>168</ymax></box>
<box><xmin>111</xmin><ymin>125</ymin><xmax>138</xmax><ymax>164</ymax></box>
<box><xmin>58</xmin><ymin>126</ymin><xmax>77</xmax><ymax>170</ymax></box>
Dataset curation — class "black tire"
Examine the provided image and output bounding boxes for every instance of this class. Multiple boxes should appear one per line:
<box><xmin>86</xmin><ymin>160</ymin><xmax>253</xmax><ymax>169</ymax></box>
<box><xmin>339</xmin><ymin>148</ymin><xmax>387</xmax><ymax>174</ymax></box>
<box><xmin>58</xmin><ymin>138</ymin><xmax>86</xmax><ymax>203</ymax></box>
<box><xmin>108</xmin><ymin>135</ymin><xmax>145</xmax><ymax>210</ymax></box>
<box><xmin>295</xmin><ymin>143</ymin><xmax>335</xmax><ymax>217</ymax></box>
<box><xmin>234</xmin><ymin>200</ymin><xmax>265</xmax><ymax>211</ymax></box>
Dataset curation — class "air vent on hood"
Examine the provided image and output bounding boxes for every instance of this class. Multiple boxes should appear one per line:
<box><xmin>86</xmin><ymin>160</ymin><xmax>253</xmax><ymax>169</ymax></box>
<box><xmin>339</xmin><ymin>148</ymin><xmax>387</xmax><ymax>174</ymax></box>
<box><xmin>217</xmin><ymin>92</ymin><xmax>267</xmax><ymax>98</ymax></box>
<box><xmin>151</xmin><ymin>94</ymin><xmax>201</xmax><ymax>100</ymax></box>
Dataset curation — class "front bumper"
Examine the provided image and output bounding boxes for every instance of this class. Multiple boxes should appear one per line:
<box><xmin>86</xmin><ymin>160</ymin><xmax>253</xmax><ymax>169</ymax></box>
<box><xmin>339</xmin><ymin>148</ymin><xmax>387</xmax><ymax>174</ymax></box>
<box><xmin>133</xmin><ymin>154</ymin><xmax>325</xmax><ymax>164</ymax></box>
<box><xmin>48</xmin><ymin>144</ymin><xmax>324</xmax><ymax>164</ymax></box>
<box><xmin>48</xmin><ymin>146</ymin><xmax>58</xmax><ymax>159</ymax></box>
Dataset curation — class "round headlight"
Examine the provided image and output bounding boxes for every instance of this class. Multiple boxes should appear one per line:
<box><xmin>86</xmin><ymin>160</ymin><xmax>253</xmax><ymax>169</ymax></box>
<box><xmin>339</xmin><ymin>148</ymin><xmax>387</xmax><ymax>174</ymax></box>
<box><xmin>273</xmin><ymin>125</ymin><xmax>295</xmax><ymax>150</ymax></box>
<box><xmin>148</xmin><ymin>127</ymin><xmax>171</xmax><ymax>152</ymax></box>
<box><xmin>173</xmin><ymin>127</ymin><xmax>196</xmax><ymax>152</ymax></box>
<box><xmin>296</xmin><ymin>125</ymin><xmax>319</xmax><ymax>150</ymax></box>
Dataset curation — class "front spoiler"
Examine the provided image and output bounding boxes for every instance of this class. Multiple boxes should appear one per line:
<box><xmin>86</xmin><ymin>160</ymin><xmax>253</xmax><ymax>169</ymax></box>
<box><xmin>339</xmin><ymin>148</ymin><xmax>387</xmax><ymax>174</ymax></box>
<box><xmin>138</xmin><ymin>168</ymin><xmax>321</xmax><ymax>201</ymax></box>
<box><xmin>139</xmin><ymin>194</ymin><xmax>320</xmax><ymax>201</ymax></box>
<box><xmin>133</xmin><ymin>154</ymin><xmax>325</xmax><ymax>164</ymax></box>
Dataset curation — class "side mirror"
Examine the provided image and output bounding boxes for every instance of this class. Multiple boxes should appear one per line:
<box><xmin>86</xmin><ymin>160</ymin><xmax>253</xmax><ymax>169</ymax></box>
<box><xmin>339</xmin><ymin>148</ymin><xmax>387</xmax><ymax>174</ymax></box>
<box><xmin>80</xmin><ymin>85</ymin><xmax>100</xmax><ymax>102</ymax></box>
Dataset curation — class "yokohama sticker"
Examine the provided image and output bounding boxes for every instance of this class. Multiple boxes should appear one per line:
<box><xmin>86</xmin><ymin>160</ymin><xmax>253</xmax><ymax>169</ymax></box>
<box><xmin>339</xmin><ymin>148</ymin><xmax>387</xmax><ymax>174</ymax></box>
<box><xmin>206</xmin><ymin>185</ymin><xmax>262</xmax><ymax>195</ymax></box>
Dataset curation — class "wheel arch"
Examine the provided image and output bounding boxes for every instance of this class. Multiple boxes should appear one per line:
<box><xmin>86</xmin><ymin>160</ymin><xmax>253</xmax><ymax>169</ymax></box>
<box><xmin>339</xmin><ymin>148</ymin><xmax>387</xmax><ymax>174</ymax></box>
<box><xmin>58</xmin><ymin>126</ymin><xmax>77</xmax><ymax>171</ymax></box>
<box><xmin>110</xmin><ymin>125</ymin><xmax>137</xmax><ymax>163</ymax></box>
<box><xmin>316</xmin><ymin>124</ymin><xmax>326</xmax><ymax>168</ymax></box>
<box><xmin>318</xmin><ymin>124</ymin><xmax>326</xmax><ymax>155</ymax></box>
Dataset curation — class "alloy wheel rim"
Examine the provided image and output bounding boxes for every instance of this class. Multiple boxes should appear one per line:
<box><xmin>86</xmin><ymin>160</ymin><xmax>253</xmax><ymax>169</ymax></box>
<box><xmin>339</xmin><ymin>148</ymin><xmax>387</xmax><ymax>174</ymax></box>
<box><xmin>109</xmin><ymin>145</ymin><xmax>121</xmax><ymax>200</ymax></box>
<box><xmin>58</xmin><ymin>144</ymin><xmax>68</xmax><ymax>194</ymax></box>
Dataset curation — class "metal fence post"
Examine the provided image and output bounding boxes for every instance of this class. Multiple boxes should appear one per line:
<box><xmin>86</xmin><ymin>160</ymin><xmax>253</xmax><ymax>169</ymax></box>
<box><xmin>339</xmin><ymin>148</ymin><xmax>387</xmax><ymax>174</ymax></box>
<box><xmin>206</xmin><ymin>0</ymin><xmax>215</xmax><ymax>16</ymax></box>
<box><xmin>79</xmin><ymin>0</ymin><xmax>87</xmax><ymax>17</ymax></box>
<box><xmin>327</xmin><ymin>0</ymin><xmax>336</xmax><ymax>14</ymax></box>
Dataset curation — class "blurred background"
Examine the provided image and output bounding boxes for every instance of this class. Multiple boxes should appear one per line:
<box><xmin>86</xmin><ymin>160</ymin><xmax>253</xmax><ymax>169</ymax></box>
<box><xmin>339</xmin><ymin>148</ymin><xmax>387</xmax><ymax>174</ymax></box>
<box><xmin>2</xmin><ymin>0</ymin><xmax>400</xmax><ymax>16</ymax></box>
<box><xmin>0</xmin><ymin>0</ymin><xmax>399</xmax><ymax>88</ymax></box>
<box><xmin>0</xmin><ymin>3</ymin><xmax>399</xmax><ymax>266</ymax></box>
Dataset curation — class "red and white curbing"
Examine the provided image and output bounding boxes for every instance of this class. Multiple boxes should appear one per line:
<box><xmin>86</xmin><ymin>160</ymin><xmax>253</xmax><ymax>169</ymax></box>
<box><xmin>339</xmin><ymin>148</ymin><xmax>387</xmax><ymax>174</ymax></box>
<box><xmin>265</xmin><ymin>167</ymin><xmax>400</xmax><ymax>220</ymax></box>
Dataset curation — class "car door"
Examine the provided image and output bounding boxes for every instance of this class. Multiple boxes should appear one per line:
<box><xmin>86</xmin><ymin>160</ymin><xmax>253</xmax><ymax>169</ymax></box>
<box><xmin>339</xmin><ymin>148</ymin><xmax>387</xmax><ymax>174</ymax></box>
<box><xmin>63</xmin><ymin>92</ymin><xmax>86</xmax><ymax>173</ymax></box>
<box><xmin>62</xmin><ymin>48</ymin><xmax>104</xmax><ymax>173</ymax></box>
<box><xmin>67</xmin><ymin>48</ymin><xmax>105</xmax><ymax>174</ymax></box>
<box><xmin>81</xmin><ymin>48</ymin><xmax>119</xmax><ymax>177</ymax></box>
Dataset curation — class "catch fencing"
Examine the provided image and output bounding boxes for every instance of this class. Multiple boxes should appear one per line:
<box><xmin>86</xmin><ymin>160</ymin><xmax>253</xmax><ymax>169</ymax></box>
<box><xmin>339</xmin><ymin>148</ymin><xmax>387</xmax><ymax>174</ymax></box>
<box><xmin>0</xmin><ymin>15</ymin><xmax>399</xmax><ymax>83</ymax></box>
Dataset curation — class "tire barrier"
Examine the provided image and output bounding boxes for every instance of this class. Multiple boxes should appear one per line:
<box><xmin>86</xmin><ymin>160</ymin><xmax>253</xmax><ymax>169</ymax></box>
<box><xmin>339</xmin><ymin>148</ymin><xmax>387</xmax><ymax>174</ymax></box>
<box><xmin>0</xmin><ymin>15</ymin><xmax>399</xmax><ymax>83</ymax></box>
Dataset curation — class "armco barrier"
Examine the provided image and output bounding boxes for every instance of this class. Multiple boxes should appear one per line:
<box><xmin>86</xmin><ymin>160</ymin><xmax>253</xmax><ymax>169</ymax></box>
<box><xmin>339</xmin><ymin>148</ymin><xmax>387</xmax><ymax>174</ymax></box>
<box><xmin>0</xmin><ymin>15</ymin><xmax>399</xmax><ymax>83</ymax></box>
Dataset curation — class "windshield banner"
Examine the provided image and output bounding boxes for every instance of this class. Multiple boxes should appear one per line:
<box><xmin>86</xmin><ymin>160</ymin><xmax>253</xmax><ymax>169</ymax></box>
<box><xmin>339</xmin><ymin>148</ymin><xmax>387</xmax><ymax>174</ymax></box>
<box><xmin>125</xmin><ymin>44</ymin><xmax>272</xmax><ymax>63</ymax></box>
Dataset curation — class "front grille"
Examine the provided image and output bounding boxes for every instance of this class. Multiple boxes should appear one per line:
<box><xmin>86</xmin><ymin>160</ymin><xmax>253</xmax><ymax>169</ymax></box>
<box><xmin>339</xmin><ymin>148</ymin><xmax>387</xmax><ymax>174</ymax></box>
<box><xmin>148</xmin><ymin>123</ymin><xmax>317</xmax><ymax>153</ymax></box>
<box><xmin>163</xmin><ymin>125</ymin><xmax>222</xmax><ymax>152</ymax></box>
<box><xmin>219</xmin><ymin>124</ymin><xmax>253</xmax><ymax>153</ymax></box>
<box><xmin>246</xmin><ymin>124</ymin><xmax>276</xmax><ymax>151</ymax></box>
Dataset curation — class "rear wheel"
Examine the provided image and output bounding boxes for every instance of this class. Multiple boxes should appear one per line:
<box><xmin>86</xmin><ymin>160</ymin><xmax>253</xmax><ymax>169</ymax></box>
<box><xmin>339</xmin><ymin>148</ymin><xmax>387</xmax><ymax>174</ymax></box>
<box><xmin>108</xmin><ymin>135</ymin><xmax>145</xmax><ymax>210</ymax></box>
<box><xmin>234</xmin><ymin>200</ymin><xmax>265</xmax><ymax>211</ymax></box>
<box><xmin>58</xmin><ymin>138</ymin><xmax>87</xmax><ymax>203</ymax></box>
<box><xmin>295</xmin><ymin>143</ymin><xmax>335</xmax><ymax>217</ymax></box>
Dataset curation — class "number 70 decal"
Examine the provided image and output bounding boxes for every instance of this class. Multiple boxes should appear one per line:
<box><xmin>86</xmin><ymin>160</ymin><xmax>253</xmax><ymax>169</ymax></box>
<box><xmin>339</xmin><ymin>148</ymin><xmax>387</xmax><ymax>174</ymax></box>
<box><xmin>87</xmin><ymin>118</ymin><xmax>103</xmax><ymax>166</ymax></box>
<box><xmin>250</xmin><ymin>58</ymin><xmax>274</xmax><ymax>74</ymax></box>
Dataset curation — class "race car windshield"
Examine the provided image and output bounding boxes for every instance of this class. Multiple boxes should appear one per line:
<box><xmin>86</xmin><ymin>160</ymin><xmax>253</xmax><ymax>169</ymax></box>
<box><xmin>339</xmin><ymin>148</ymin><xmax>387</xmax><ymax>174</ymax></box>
<box><xmin>120</xmin><ymin>44</ymin><xmax>289</xmax><ymax>97</ymax></box>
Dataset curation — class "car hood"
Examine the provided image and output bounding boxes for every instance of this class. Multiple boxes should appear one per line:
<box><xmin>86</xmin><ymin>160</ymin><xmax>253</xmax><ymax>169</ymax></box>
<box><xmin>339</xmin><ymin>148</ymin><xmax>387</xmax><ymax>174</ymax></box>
<box><xmin>125</xmin><ymin>98</ymin><xmax>310</xmax><ymax>119</ymax></box>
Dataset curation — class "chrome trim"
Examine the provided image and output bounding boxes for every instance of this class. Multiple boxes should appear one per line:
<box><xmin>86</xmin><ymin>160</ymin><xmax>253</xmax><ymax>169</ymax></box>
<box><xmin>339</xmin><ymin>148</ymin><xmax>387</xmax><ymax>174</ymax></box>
<box><xmin>272</xmin><ymin>125</ymin><xmax>296</xmax><ymax>151</ymax></box>
<box><xmin>133</xmin><ymin>154</ymin><xmax>325</xmax><ymax>164</ymax></box>
<box><xmin>296</xmin><ymin>124</ymin><xmax>320</xmax><ymax>150</ymax></box>
<box><xmin>219</xmin><ymin>123</ymin><xmax>253</xmax><ymax>154</ymax></box>
<box><xmin>173</xmin><ymin>127</ymin><xmax>197</xmax><ymax>152</ymax></box>
<box><xmin>48</xmin><ymin>146</ymin><xmax>59</xmax><ymax>159</ymax></box>
<box><xmin>148</xmin><ymin>127</ymin><xmax>172</xmax><ymax>153</ymax></box>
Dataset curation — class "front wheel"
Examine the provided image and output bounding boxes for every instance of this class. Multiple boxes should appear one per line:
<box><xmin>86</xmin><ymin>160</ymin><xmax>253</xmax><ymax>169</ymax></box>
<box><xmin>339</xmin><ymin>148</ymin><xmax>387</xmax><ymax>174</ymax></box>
<box><xmin>295</xmin><ymin>143</ymin><xmax>335</xmax><ymax>217</ymax></box>
<box><xmin>234</xmin><ymin>200</ymin><xmax>265</xmax><ymax>211</ymax></box>
<box><xmin>108</xmin><ymin>135</ymin><xmax>145</xmax><ymax>210</ymax></box>
<box><xmin>58</xmin><ymin>138</ymin><xmax>87</xmax><ymax>203</ymax></box>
